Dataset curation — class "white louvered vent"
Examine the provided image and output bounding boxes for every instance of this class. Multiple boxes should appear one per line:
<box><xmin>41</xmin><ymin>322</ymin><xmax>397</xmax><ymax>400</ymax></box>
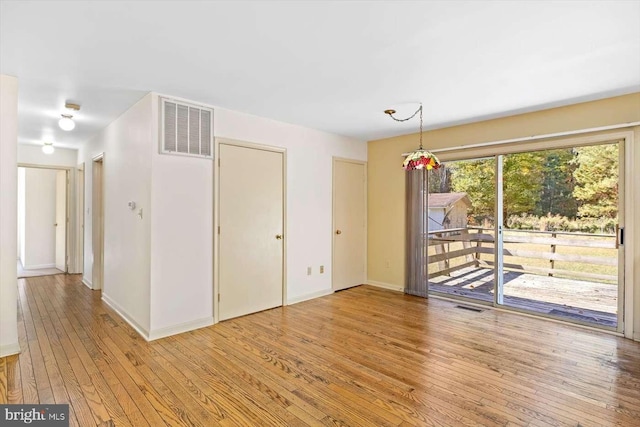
<box><xmin>161</xmin><ymin>98</ymin><xmax>213</xmax><ymax>158</ymax></box>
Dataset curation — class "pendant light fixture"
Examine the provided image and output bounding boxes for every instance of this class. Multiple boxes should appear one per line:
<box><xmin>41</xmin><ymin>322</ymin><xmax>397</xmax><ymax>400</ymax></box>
<box><xmin>384</xmin><ymin>104</ymin><xmax>440</xmax><ymax>171</ymax></box>
<box><xmin>42</xmin><ymin>141</ymin><xmax>55</xmax><ymax>154</ymax></box>
<box><xmin>58</xmin><ymin>114</ymin><xmax>75</xmax><ymax>131</ymax></box>
<box><xmin>58</xmin><ymin>102</ymin><xmax>80</xmax><ymax>131</ymax></box>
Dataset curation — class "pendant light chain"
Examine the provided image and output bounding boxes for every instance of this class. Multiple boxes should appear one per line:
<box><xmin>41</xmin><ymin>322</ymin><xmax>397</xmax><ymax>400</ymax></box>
<box><xmin>385</xmin><ymin>105</ymin><xmax>422</xmax><ymax>123</ymax></box>
<box><xmin>384</xmin><ymin>104</ymin><xmax>424</xmax><ymax>149</ymax></box>
<box><xmin>384</xmin><ymin>102</ymin><xmax>440</xmax><ymax>171</ymax></box>
<box><xmin>419</xmin><ymin>104</ymin><xmax>423</xmax><ymax>149</ymax></box>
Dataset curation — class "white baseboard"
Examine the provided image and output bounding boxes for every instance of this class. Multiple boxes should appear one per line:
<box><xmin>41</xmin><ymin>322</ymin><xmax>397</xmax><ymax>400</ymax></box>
<box><xmin>287</xmin><ymin>288</ymin><xmax>334</xmax><ymax>305</ymax></box>
<box><xmin>147</xmin><ymin>317</ymin><xmax>214</xmax><ymax>341</ymax></box>
<box><xmin>634</xmin><ymin>332</ymin><xmax>640</xmax><ymax>342</ymax></box>
<box><xmin>366</xmin><ymin>280</ymin><xmax>404</xmax><ymax>292</ymax></box>
<box><xmin>81</xmin><ymin>277</ymin><xmax>93</xmax><ymax>289</ymax></box>
<box><xmin>23</xmin><ymin>263</ymin><xmax>55</xmax><ymax>269</ymax></box>
<box><xmin>0</xmin><ymin>342</ymin><xmax>21</xmax><ymax>358</ymax></box>
<box><xmin>101</xmin><ymin>293</ymin><xmax>150</xmax><ymax>340</ymax></box>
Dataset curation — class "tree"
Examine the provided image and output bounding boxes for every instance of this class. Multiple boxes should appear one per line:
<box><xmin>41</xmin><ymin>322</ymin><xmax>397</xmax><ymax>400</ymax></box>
<box><xmin>448</xmin><ymin>158</ymin><xmax>495</xmax><ymax>220</ymax></box>
<box><xmin>534</xmin><ymin>149</ymin><xmax>577</xmax><ymax>218</ymax></box>
<box><xmin>428</xmin><ymin>167</ymin><xmax>452</xmax><ymax>193</ymax></box>
<box><xmin>502</xmin><ymin>152</ymin><xmax>546</xmax><ymax>219</ymax></box>
<box><xmin>446</xmin><ymin>153</ymin><xmax>545</xmax><ymax>223</ymax></box>
<box><xmin>571</xmin><ymin>144</ymin><xmax>618</xmax><ymax>218</ymax></box>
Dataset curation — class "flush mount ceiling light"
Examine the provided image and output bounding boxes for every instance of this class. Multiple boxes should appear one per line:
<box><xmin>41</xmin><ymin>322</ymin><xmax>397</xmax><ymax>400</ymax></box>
<box><xmin>42</xmin><ymin>141</ymin><xmax>55</xmax><ymax>154</ymax></box>
<box><xmin>58</xmin><ymin>102</ymin><xmax>80</xmax><ymax>131</ymax></box>
<box><xmin>384</xmin><ymin>104</ymin><xmax>441</xmax><ymax>171</ymax></box>
<box><xmin>58</xmin><ymin>114</ymin><xmax>75</xmax><ymax>131</ymax></box>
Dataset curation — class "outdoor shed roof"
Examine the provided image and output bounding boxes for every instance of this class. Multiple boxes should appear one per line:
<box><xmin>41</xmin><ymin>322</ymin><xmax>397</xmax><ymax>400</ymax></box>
<box><xmin>428</xmin><ymin>192</ymin><xmax>471</xmax><ymax>208</ymax></box>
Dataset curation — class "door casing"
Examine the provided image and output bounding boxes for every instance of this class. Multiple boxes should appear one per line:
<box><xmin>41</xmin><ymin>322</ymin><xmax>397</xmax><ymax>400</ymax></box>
<box><xmin>77</xmin><ymin>164</ymin><xmax>85</xmax><ymax>275</ymax></box>
<box><xmin>92</xmin><ymin>154</ymin><xmax>104</xmax><ymax>290</ymax></box>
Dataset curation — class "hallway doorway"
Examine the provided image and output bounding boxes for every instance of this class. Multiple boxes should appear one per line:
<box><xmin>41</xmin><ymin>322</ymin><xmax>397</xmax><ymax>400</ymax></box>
<box><xmin>17</xmin><ymin>166</ymin><xmax>69</xmax><ymax>278</ymax></box>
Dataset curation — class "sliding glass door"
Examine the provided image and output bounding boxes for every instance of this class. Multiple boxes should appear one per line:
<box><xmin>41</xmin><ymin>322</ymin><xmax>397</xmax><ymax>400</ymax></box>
<box><xmin>427</xmin><ymin>141</ymin><xmax>624</xmax><ymax>330</ymax></box>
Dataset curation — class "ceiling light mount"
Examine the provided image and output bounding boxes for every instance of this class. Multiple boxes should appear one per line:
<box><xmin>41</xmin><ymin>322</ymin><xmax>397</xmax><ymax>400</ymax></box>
<box><xmin>383</xmin><ymin>103</ymin><xmax>440</xmax><ymax>171</ymax></box>
<box><xmin>64</xmin><ymin>102</ymin><xmax>81</xmax><ymax>112</ymax></box>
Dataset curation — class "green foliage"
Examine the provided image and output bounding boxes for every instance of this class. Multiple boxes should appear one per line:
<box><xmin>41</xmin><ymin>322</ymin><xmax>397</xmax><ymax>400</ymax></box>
<box><xmin>502</xmin><ymin>152</ymin><xmax>546</xmax><ymax>219</ymax></box>
<box><xmin>507</xmin><ymin>213</ymin><xmax>617</xmax><ymax>234</ymax></box>
<box><xmin>446</xmin><ymin>153</ymin><xmax>545</xmax><ymax>221</ymax></box>
<box><xmin>448</xmin><ymin>158</ymin><xmax>495</xmax><ymax>218</ymax></box>
<box><xmin>572</xmin><ymin>144</ymin><xmax>619</xmax><ymax>219</ymax></box>
<box><xmin>431</xmin><ymin>143</ymin><xmax>619</xmax><ymax>228</ymax></box>
<box><xmin>535</xmin><ymin>149</ymin><xmax>578</xmax><ymax>217</ymax></box>
<box><xmin>428</xmin><ymin>167</ymin><xmax>451</xmax><ymax>193</ymax></box>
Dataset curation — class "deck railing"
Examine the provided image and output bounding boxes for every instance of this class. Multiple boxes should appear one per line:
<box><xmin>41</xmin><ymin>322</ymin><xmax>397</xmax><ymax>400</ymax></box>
<box><xmin>427</xmin><ymin>227</ymin><xmax>618</xmax><ymax>283</ymax></box>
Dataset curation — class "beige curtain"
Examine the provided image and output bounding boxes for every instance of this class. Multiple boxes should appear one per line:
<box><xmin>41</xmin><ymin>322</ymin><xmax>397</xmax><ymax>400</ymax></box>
<box><xmin>405</xmin><ymin>169</ymin><xmax>428</xmax><ymax>297</ymax></box>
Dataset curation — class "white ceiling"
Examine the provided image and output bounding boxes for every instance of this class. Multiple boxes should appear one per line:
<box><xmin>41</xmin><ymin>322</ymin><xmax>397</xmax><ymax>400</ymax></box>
<box><xmin>2</xmin><ymin>1</ymin><xmax>639</xmax><ymax>149</ymax></box>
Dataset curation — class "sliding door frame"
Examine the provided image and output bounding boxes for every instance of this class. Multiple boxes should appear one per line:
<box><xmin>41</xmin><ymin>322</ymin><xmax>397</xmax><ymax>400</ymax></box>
<box><xmin>430</xmin><ymin>130</ymin><xmax>635</xmax><ymax>338</ymax></box>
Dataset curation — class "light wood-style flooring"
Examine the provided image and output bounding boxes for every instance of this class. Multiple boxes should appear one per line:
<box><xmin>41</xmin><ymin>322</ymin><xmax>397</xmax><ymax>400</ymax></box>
<box><xmin>1</xmin><ymin>274</ymin><xmax>639</xmax><ymax>426</ymax></box>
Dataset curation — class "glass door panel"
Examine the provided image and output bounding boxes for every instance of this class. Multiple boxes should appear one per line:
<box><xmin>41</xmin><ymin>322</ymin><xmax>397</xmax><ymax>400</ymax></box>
<box><xmin>498</xmin><ymin>144</ymin><xmax>621</xmax><ymax>329</ymax></box>
<box><xmin>428</xmin><ymin>157</ymin><xmax>496</xmax><ymax>304</ymax></box>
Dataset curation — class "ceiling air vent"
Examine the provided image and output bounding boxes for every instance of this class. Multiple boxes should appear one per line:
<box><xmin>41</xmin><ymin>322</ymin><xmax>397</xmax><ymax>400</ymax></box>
<box><xmin>161</xmin><ymin>98</ymin><xmax>213</xmax><ymax>158</ymax></box>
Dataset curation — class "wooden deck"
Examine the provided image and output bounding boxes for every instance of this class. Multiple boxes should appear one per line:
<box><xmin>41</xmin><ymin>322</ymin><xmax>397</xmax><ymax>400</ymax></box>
<box><xmin>2</xmin><ymin>274</ymin><xmax>640</xmax><ymax>426</ymax></box>
<box><xmin>429</xmin><ymin>266</ymin><xmax>618</xmax><ymax>327</ymax></box>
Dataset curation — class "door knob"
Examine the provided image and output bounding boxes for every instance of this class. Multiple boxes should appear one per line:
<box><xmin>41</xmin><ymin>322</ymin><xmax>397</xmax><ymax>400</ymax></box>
<box><xmin>336</xmin><ymin>230</ymin><xmax>342</xmax><ymax>235</ymax></box>
<box><xmin>276</xmin><ymin>234</ymin><xmax>283</xmax><ymax>240</ymax></box>
<box><xmin>54</xmin><ymin>223</ymin><xmax>58</xmax><ymax>227</ymax></box>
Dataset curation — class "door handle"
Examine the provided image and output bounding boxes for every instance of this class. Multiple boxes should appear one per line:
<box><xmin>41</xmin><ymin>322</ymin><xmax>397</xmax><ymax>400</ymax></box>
<box><xmin>276</xmin><ymin>234</ymin><xmax>283</xmax><ymax>240</ymax></box>
<box><xmin>54</xmin><ymin>223</ymin><xmax>58</xmax><ymax>227</ymax></box>
<box><xmin>336</xmin><ymin>230</ymin><xmax>342</xmax><ymax>235</ymax></box>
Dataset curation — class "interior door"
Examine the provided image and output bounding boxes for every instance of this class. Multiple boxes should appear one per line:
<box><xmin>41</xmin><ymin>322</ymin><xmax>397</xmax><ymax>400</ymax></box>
<box><xmin>218</xmin><ymin>143</ymin><xmax>284</xmax><ymax>321</ymax></box>
<box><xmin>333</xmin><ymin>159</ymin><xmax>366</xmax><ymax>291</ymax></box>
<box><xmin>55</xmin><ymin>170</ymin><xmax>67</xmax><ymax>271</ymax></box>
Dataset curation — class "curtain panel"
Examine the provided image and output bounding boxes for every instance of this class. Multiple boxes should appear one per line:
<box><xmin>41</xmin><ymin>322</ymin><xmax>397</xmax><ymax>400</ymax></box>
<box><xmin>405</xmin><ymin>169</ymin><xmax>428</xmax><ymax>297</ymax></box>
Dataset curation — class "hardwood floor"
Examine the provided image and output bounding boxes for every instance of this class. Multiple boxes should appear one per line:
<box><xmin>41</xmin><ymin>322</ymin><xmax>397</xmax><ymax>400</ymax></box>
<box><xmin>1</xmin><ymin>275</ymin><xmax>639</xmax><ymax>426</ymax></box>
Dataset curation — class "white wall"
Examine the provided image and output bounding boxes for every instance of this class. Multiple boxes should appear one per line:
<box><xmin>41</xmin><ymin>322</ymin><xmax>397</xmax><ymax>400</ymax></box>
<box><xmin>18</xmin><ymin>144</ymin><xmax>78</xmax><ymax>168</ymax></box>
<box><xmin>147</xmin><ymin>93</ymin><xmax>366</xmax><ymax>337</ymax></box>
<box><xmin>79</xmin><ymin>91</ymin><xmax>365</xmax><ymax>340</ymax></box>
<box><xmin>17</xmin><ymin>168</ymin><xmax>25</xmax><ymax>262</ymax></box>
<box><xmin>148</xmin><ymin>95</ymin><xmax>214</xmax><ymax>336</ymax></box>
<box><xmin>21</xmin><ymin>168</ymin><xmax>57</xmax><ymax>268</ymax></box>
<box><xmin>78</xmin><ymin>93</ymin><xmax>153</xmax><ymax>335</ymax></box>
<box><xmin>0</xmin><ymin>74</ymin><xmax>20</xmax><ymax>357</ymax></box>
<box><xmin>214</xmin><ymin>106</ymin><xmax>367</xmax><ymax>302</ymax></box>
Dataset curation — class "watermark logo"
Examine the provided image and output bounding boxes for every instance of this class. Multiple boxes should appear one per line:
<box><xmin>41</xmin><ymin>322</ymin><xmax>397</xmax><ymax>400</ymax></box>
<box><xmin>0</xmin><ymin>405</ymin><xmax>69</xmax><ymax>426</ymax></box>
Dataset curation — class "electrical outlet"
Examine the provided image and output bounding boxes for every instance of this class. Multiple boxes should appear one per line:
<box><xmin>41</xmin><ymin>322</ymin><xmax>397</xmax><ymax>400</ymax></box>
<box><xmin>320</xmin><ymin>265</ymin><xmax>324</xmax><ymax>274</ymax></box>
<box><xmin>307</xmin><ymin>266</ymin><xmax>312</xmax><ymax>275</ymax></box>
